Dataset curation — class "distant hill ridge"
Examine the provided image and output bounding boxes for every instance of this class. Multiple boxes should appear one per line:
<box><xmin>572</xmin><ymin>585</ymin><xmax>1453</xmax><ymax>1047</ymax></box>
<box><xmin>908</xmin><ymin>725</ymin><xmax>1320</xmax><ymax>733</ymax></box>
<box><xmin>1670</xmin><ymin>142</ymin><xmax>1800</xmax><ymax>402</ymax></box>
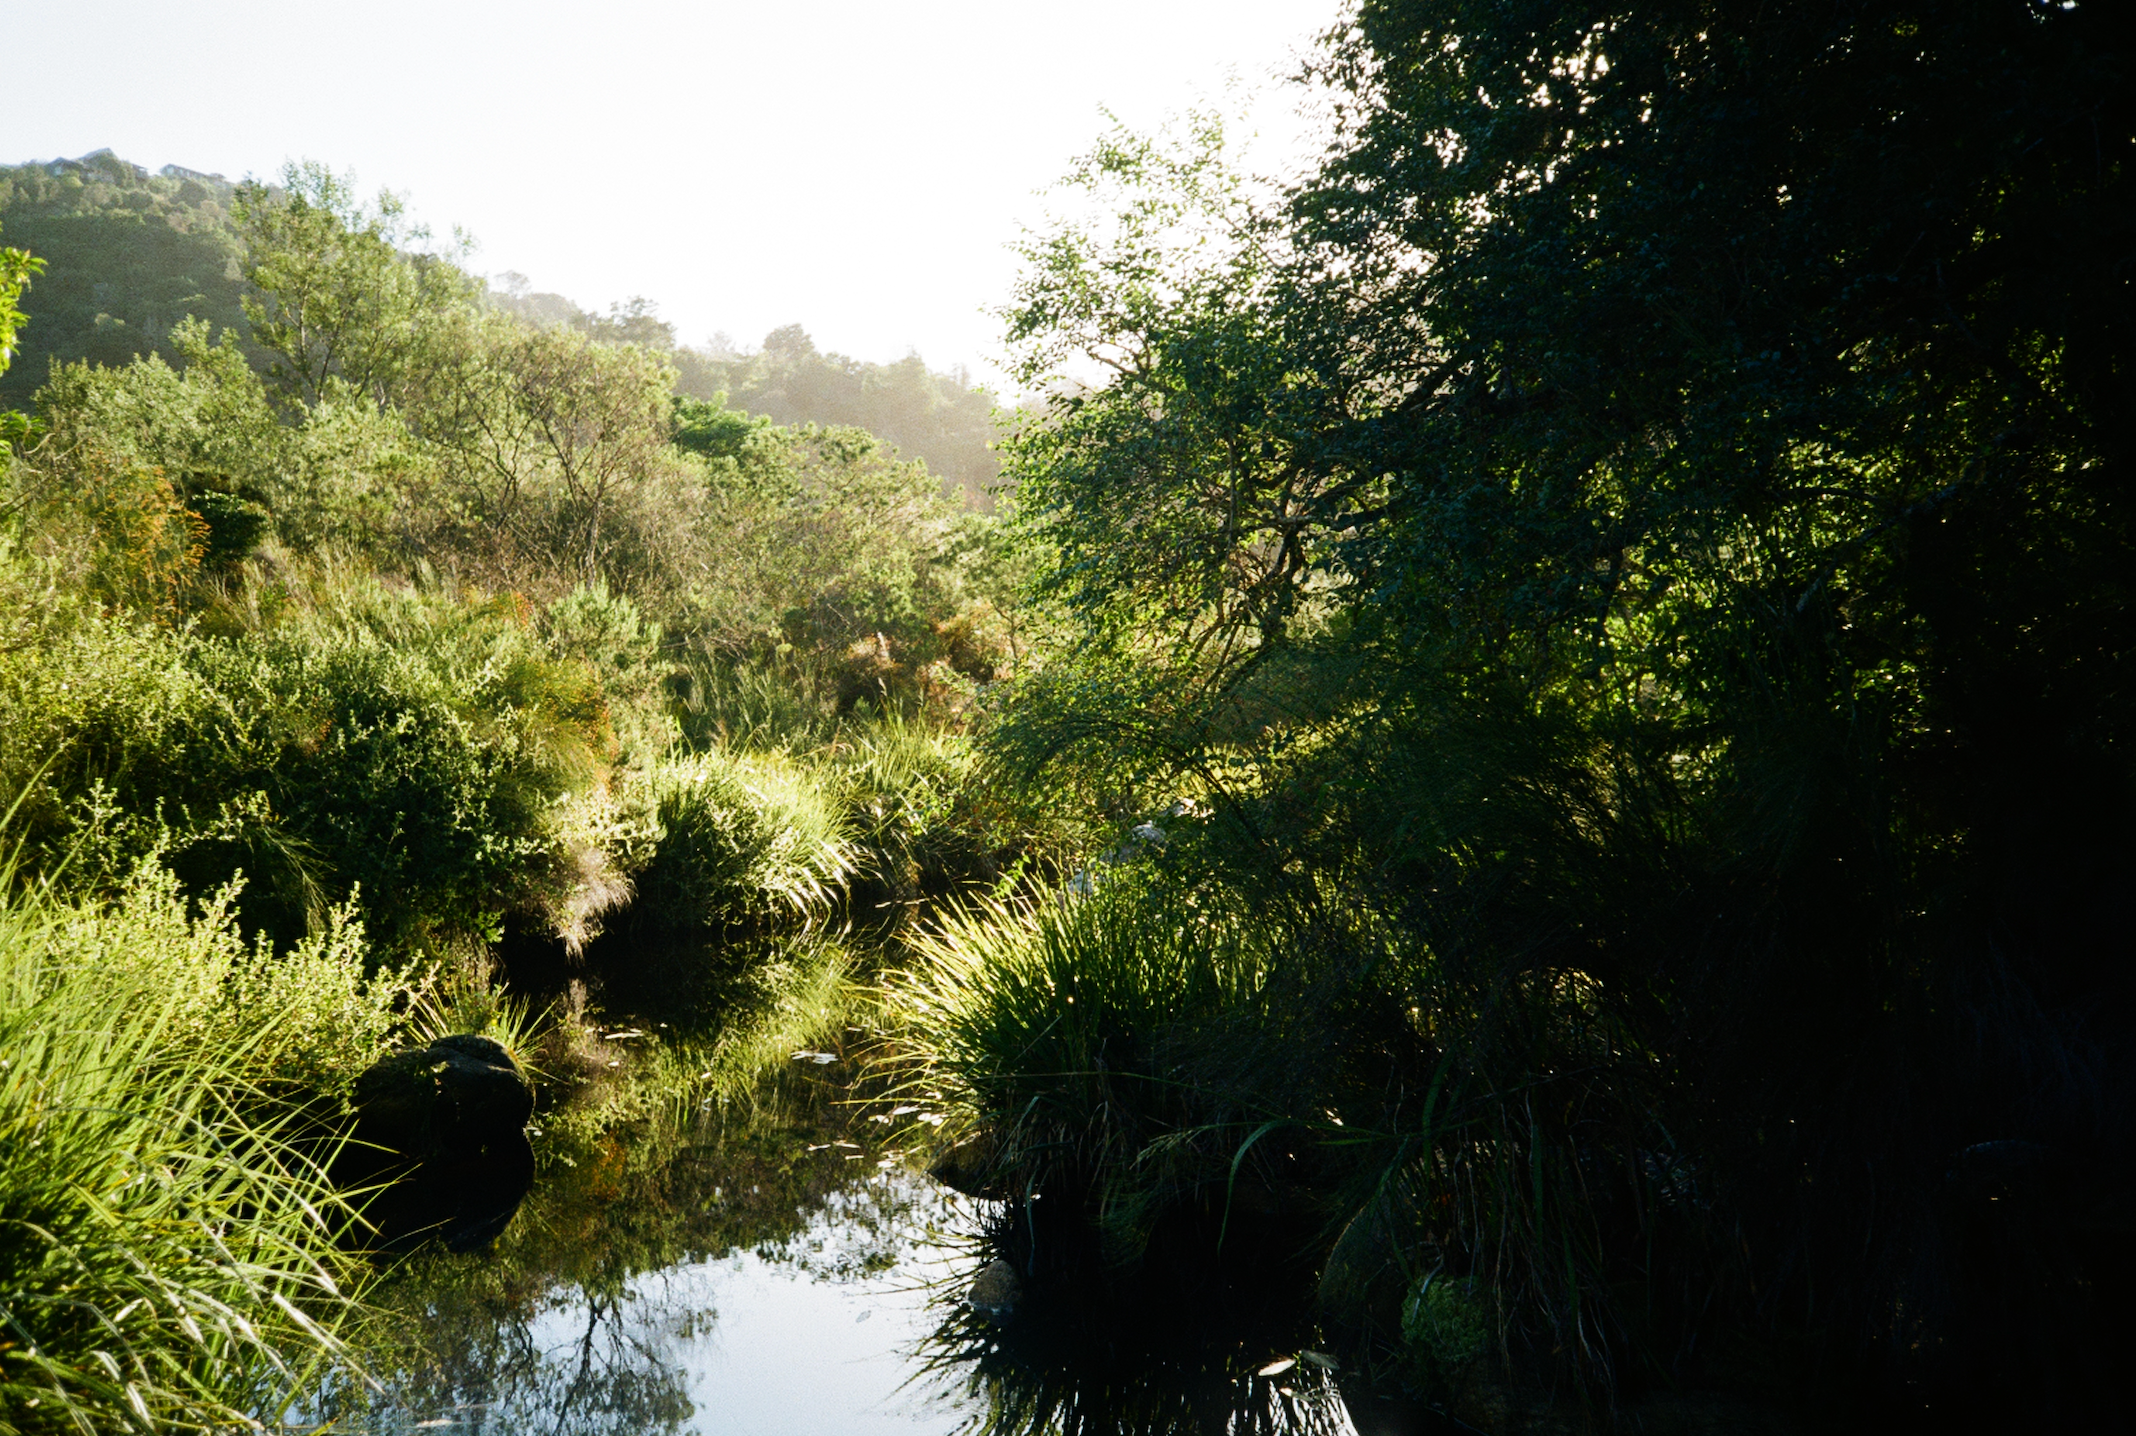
<box><xmin>20</xmin><ymin>148</ymin><xmax>234</xmax><ymax>188</ymax></box>
<box><xmin>0</xmin><ymin>152</ymin><xmax>1001</xmax><ymax>500</ymax></box>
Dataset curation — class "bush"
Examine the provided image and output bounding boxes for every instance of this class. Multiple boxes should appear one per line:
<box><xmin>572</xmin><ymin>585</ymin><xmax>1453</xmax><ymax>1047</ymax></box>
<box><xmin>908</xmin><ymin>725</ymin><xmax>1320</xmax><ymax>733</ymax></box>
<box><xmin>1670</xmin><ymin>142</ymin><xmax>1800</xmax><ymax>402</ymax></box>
<box><xmin>1402</xmin><ymin>1273</ymin><xmax>1490</xmax><ymax>1393</ymax></box>
<box><xmin>629</xmin><ymin>748</ymin><xmax>854</xmax><ymax>931</ymax></box>
<box><xmin>0</xmin><ymin>557</ymin><xmax>625</xmax><ymax>954</ymax></box>
<box><xmin>38</xmin><ymin>861</ymin><xmax>406</xmax><ymax>1100</ymax></box>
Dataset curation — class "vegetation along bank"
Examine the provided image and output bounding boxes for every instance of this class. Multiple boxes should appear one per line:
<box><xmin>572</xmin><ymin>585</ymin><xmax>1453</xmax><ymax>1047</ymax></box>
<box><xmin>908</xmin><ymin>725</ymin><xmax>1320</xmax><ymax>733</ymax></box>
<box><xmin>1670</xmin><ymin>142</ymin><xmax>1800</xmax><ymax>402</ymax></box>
<box><xmin>1</xmin><ymin>1</ymin><xmax>2130</xmax><ymax>1430</ymax></box>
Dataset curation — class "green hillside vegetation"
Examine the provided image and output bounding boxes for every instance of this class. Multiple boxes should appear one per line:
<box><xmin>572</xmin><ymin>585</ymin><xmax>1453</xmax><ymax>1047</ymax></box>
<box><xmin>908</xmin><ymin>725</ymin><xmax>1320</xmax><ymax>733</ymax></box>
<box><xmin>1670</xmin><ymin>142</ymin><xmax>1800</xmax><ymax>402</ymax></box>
<box><xmin>0</xmin><ymin>154</ymin><xmax>1006</xmax><ymax>498</ymax></box>
<box><xmin>494</xmin><ymin>287</ymin><xmax>1004</xmax><ymax>507</ymax></box>
<box><xmin>0</xmin><ymin>152</ymin><xmax>251</xmax><ymax>409</ymax></box>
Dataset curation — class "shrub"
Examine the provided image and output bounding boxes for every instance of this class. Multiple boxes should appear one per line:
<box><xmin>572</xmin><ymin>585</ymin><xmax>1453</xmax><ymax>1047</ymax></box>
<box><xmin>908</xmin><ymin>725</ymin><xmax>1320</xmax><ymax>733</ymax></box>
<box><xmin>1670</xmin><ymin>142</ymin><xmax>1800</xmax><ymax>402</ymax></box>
<box><xmin>629</xmin><ymin>748</ymin><xmax>854</xmax><ymax>931</ymax></box>
<box><xmin>38</xmin><ymin>861</ymin><xmax>407</xmax><ymax>1100</ymax></box>
<box><xmin>0</xmin><ymin>558</ymin><xmax>623</xmax><ymax>953</ymax></box>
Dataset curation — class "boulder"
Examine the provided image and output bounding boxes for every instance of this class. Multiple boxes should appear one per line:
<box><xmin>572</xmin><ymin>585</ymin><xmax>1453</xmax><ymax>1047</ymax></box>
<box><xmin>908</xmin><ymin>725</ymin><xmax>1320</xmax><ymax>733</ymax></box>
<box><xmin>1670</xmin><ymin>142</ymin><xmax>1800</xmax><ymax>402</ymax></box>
<box><xmin>339</xmin><ymin>1034</ymin><xmax>536</xmax><ymax>1252</ymax></box>
<box><xmin>928</xmin><ymin>1132</ymin><xmax>1007</xmax><ymax>1199</ymax></box>
<box><xmin>1317</xmin><ymin>1200</ymin><xmax>1410</xmax><ymax>1348</ymax></box>
<box><xmin>969</xmin><ymin>1258</ymin><xmax>1023</xmax><ymax>1319</ymax></box>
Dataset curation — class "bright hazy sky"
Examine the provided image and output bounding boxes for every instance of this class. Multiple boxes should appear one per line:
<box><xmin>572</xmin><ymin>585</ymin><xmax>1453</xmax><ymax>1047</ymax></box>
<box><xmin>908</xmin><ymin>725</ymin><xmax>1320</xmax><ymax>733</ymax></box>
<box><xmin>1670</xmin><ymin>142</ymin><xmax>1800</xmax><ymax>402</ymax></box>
<box><xmin>5</xmin><ymin>0</ymin><xmax>1347</xmax><ymax>389</ymax></box>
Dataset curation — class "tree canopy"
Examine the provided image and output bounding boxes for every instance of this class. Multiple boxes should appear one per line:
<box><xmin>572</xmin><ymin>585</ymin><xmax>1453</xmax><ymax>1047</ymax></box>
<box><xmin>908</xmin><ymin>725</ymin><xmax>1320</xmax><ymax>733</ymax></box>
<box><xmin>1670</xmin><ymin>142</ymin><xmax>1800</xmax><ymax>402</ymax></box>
<box><xmin>0</xmin><ymin>154</ymin><xmax>1007</xmax><ymax>503</ymax></box>
<box><xmin>992</xmin><ymin>0</ymin><xmax>2134</xmax><ymax>1412</ymax></box>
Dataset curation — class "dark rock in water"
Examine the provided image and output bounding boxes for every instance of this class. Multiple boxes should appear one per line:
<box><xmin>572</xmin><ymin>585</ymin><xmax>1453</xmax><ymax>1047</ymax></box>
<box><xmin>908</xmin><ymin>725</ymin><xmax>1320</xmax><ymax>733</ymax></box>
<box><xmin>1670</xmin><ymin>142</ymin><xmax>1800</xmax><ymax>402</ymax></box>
<box><xmin>969</xmin><ymin>1258</ymin><xmax>1022</xmax><ymax>1319</ymax></box>
<box><xmin>1317</xmin><ymin>1200</ymin><xmax>1408</xmax><ymax>1347</ymax></box>
<box><xmin>929</xmin><ymin>1133</ymin><xmax>1007</xmax><ymax>1200</ymax></box>
<box><xmin>339</xmin><ymin>1034</ymin><xmax>536</xmax><ymax>1253</ymax></box>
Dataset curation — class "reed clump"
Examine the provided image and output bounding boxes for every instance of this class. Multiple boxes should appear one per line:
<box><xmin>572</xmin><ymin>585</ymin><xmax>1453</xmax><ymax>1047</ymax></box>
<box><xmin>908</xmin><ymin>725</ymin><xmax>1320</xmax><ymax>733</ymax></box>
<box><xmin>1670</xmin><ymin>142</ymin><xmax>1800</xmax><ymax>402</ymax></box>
<box><xmin>0</xmin><ymin>861</ymin><xmax>404</xmax><ymax>1432</ymax></box>
<box><xmin>884</xmin><ymin>871</ymin><xmax>1413</xmax><ymax>1263</ymax></box>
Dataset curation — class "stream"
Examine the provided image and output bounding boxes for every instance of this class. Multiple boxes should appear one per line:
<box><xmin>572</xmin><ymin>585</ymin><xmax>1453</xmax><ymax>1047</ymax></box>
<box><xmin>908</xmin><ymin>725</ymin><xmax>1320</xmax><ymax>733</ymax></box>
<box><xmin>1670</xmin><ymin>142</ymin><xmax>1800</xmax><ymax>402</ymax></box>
<box><xmin>310</xmin><ymin>1067</ymin><xmax>1393</xmax><ymax>1436</ymax></box>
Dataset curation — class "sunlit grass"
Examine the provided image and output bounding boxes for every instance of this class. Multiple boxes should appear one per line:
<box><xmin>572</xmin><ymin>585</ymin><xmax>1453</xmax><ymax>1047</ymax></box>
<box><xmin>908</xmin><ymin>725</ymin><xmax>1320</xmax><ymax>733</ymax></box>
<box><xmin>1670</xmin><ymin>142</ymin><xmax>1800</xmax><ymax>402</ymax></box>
<box><xmin>0</xmin><ymin>868</ymin><xmax>375</xmax><ymax>1432</ymax></box>
<box><xmin>634</xmin><ymin>748</ymin><xmax>856</xmax><ymax>931</ymax></box>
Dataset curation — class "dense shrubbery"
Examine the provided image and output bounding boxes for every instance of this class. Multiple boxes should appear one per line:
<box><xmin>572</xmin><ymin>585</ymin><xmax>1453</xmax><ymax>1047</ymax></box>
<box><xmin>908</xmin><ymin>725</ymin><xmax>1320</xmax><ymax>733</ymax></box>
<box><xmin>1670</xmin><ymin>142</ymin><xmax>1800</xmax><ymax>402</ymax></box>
<box><xmin>0</xmin><ymin>155</ymin><xmax>1027</xmax><ymax>950</ymax></box>
<box><xmin>0</xmin><ymin>558</ymin><xmax>615</xmax><ymax>953</ymax></box>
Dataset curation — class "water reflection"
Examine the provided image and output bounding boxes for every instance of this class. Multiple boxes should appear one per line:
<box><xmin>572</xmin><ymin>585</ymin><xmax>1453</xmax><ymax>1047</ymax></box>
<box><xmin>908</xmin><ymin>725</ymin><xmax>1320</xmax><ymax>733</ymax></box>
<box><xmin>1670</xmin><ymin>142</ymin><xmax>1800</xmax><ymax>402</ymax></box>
<box><xmin>322</xmin><ymin>1085</ymin><xmax>1387</xmax><ymax>1436</ymax></box>
<box><xmin>925</xmin><ymin>1308</ymin><xmax>1355</xmax><ymax>1436</ymax></box>
<box><xmin>343</xmin><ymin>1177</ymin><xmax>973</xmax><ymax>1435</ymax></box>
<box><xmin>914</xmin><ymin>1199</ymin><xmax>1361</xmax><ymax>1436</ymax></box>
<box><xmin>320</xmin><ymin>1080</ymin><xmax>975</xmax><ymax>1436</ymax></box>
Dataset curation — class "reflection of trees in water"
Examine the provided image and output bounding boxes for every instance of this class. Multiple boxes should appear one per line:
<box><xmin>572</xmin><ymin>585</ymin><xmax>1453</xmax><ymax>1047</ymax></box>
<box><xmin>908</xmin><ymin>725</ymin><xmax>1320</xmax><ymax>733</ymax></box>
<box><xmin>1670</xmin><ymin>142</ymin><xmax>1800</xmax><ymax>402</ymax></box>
<box><xmin>498</xmin><ymin>1290</ymin><xmax>696</xmax><ymax>1436</ymax></box>
<box><xmin>912</xmin><ymin>1201</ymin><xmax>1358</xmax><ymax>1436</ymax></box>
<box><xmin>319</xmin><ymin>1276</ymin><xmax>702</xmax><ymax>1436</ymax></box>
<box><xmin>318</xmin><ymin>1098</ymin><xmax>959</xmax><ymax>1436</ymax></box>
<box><xmin>760</xmin><ymin>1175</ymin><xmax>963</xmax><ymax>1283</ymax></box>
<box><xmin>309</xmin><ymin>1067</ymin><xmax>1360</xmax><ymax>1436</ymax></box>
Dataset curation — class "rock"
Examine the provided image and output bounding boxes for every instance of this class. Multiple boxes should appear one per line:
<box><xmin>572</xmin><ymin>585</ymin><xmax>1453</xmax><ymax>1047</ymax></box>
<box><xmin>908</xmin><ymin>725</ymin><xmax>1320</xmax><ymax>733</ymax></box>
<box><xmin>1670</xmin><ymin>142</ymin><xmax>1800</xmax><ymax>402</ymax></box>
<box><xmin>1318</xmin><ymin>1201</ymin><xmax>1408</xmax><ymax>1346</ymax></box>
<box><xmin>969</xmin><ymin>1258</ymin><xmax>1023</xmax><ymax>1319</ymax></box>
<box><xmin>928</xmin><ymin>1133</ymin><xmax>1007</xmax><ymax>1199</ymax></box>
<box><xmin>339</xmin><ymin>1034</ymin><xmax>536</xmax><ymax>1253</ymax></box>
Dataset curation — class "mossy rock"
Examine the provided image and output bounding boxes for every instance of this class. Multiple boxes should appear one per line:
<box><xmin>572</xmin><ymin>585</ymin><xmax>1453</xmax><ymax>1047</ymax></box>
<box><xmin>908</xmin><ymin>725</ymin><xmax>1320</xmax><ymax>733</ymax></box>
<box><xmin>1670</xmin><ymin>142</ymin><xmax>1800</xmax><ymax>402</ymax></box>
<box><xmin>340</xmin><ymin>1034</ymin><xmax>535</xmax><ymax>1252</ymax></box>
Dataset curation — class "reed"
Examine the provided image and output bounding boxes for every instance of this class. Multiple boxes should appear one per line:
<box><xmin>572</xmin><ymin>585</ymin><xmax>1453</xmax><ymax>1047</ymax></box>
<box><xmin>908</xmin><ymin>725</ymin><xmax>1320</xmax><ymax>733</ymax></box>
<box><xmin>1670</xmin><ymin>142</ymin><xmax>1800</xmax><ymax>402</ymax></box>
<box><xmin>630</xmin><ymin>748</ymin><xmax>855</xmax><ymax>930</ymax></box>
<box><xmin>882</xmin><ymin>871</ymin><xmax>1389</xmax><ymax>1263</ymax></box>
<box><xmin>0</xmin><ymin>868</ymin><xmax>375</xmax><ymax>1433</ymax></box>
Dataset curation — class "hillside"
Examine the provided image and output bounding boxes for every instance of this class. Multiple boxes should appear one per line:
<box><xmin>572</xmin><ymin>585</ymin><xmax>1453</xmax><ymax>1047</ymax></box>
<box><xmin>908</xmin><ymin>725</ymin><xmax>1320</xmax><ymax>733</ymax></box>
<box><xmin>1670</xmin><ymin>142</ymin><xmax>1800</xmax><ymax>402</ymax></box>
<box><xmin>494</xmin><ymin>286</ymin><xmax>1004</xmax><ymax>506</ymax></box>
<box><xmin>1</xmin><ymin>152</ymin><xmax>1002</xmax><ymax>498</ymax></box>
<box><xmin>0</xmin><ymin>151</ymin><xmax>251</xmax><ymax>407</ymax></box>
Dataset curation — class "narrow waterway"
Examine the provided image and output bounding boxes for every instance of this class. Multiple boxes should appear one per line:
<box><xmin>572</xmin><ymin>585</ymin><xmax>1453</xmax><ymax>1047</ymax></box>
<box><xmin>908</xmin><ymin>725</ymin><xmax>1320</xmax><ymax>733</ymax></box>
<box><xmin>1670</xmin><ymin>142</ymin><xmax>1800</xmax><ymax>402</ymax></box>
<box><xmin>316</xmin><ymin>1073</ymin><xmax>1379</xmax><ymax>1436</ymax></box>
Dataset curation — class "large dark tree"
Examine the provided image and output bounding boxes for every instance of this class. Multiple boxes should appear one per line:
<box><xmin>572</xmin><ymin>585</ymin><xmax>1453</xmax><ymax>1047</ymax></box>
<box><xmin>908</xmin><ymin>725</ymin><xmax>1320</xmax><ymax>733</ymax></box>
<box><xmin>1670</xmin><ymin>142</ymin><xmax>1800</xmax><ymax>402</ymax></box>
<box><xmin>997</xmin><ymin>0</ymin><xmax>2134</xmax><ymax>1419</ymax></box>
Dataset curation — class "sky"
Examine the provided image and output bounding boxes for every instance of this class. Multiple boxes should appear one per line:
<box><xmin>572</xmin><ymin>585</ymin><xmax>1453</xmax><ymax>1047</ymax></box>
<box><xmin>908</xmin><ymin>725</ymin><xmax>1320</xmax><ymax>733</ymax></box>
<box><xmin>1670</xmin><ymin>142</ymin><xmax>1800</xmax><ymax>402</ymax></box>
<box><xmin>3</xmin><ymin>0</ymin><xmax>1347</xmax><ymax>389</ymax></box>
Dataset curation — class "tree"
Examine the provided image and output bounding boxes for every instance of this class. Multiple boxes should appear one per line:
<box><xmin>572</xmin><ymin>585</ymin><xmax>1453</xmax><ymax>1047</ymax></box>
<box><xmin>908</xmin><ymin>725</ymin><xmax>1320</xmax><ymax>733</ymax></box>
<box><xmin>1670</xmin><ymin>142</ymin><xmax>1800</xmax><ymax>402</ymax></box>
<box><xmin>996</xmin><ymin>0</ymin><xmax>2135</xmax><ymax>1414</ymax></box>
<box><xmin>678</xmin><ymin>410</ymin><xmax>958</xmax><ymax>661</ymax></box>
<box><xmin>430</xmin><ymin>320</ymin><xmax>694</xmax><ymax>588</ymax></box>
<box><xmin>0</xmin><ymin>223</ymin><xmax>45</xmax><ymax>377</ymax></box>
<box><xmin>679</xmin><ymin>324</ymin><xmax>1004</xmax><ymax>507</ymax></box>
<box><xmin>235</xmin><ymin>162</ymin><xmax>477</xmax><ymax>413</ymax></box>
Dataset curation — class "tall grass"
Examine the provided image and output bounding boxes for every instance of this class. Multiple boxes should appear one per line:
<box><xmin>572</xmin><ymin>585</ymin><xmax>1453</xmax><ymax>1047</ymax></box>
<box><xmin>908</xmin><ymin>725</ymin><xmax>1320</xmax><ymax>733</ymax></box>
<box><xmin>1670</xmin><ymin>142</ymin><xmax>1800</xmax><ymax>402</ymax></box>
<box><xmin>833</xmin><ymin>716</ymin><xmax>1005</xmax><ymax>912</ymax></box>
<box><xmin>0</xmin><ymin>864</ymin><xmax>387</xmax><ymax>1432</ymax></box>
<box><xmin>630</xmin><ymin>748</ymin><xmax>855</xmax><ymax>930</ymax></box>
<box><xmin>884</xmin><ymin>873</ymin><xmax>1394</xmax><ymax>1261</ymax></box>
<box><xmin>669</xmin><ymin>654</ymin><xmax>844</xmax><ymax>754</ymax></box>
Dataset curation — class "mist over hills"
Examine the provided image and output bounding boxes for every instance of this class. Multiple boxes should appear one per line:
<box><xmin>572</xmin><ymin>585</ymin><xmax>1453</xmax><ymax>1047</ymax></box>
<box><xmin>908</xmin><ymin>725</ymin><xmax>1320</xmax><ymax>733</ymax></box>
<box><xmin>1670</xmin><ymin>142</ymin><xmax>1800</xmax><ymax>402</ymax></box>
<box><xmin>0</xmin><ymin>151</ymin><xmax>1001</xmax><ymax>500</ymax></box>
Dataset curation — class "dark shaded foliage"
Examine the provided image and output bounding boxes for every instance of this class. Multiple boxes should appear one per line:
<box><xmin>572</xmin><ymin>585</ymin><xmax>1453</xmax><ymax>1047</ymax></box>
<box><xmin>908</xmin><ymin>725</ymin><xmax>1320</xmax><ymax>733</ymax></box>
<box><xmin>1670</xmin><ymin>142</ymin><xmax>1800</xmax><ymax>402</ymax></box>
<box><xmin>0</xmin><ymin>157</ymin><xmax>253</xmax><ymax>408</ymax></box>
<box><xmin>977</xmin><ymin>0</ymin><xmax>2136</xmax><ymax>1422</ymax></box>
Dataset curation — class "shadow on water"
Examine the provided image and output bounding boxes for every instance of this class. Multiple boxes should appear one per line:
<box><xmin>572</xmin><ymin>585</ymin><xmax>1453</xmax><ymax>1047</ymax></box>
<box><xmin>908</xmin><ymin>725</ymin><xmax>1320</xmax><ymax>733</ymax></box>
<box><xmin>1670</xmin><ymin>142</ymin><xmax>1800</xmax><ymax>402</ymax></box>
<box><xmin>909</xmin><ymin>1194</ymin><xmax>1444</xmax><ymax>1436</ymax></box>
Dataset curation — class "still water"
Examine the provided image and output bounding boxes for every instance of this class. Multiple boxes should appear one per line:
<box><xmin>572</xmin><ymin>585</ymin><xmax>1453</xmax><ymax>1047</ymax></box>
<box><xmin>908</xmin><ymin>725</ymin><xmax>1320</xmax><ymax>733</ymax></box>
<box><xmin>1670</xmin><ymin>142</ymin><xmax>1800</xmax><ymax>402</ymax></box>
<box><xmin>323</xmin><ymin>1082</ymin><xmax>1372</xmax><ymax>1436</ymax></box>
